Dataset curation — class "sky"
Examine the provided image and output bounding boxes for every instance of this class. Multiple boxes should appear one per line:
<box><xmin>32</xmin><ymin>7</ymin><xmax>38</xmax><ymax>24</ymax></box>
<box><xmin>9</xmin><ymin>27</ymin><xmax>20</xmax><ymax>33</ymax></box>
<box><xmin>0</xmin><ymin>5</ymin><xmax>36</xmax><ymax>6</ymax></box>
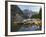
<box><xmin>18</xmin><ymin>5</ymin><xmax>41</xmax><ymax>13</ymax></box>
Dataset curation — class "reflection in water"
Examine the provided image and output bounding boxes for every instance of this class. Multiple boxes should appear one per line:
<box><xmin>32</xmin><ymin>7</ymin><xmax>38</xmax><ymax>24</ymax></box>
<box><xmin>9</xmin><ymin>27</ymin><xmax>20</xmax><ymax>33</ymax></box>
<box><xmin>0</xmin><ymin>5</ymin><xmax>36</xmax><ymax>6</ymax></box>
<box><xmin>18</xmin><ymin>24</ymin><xmax>41</xmax><ymax>31</ymax></box>
<box><xmin>11</xmin><ymin>23</ymin><xmax>41</xmax><ymax>32</ymax></box>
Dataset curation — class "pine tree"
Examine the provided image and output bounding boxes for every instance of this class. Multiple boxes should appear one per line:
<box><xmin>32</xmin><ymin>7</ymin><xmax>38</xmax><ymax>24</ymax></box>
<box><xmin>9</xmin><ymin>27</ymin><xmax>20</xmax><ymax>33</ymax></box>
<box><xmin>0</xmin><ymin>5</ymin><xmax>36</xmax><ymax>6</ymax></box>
<box><xmin>39</xmin><ymin>8</ymin><xmax>42</xmax><ymax>19</ymax></box>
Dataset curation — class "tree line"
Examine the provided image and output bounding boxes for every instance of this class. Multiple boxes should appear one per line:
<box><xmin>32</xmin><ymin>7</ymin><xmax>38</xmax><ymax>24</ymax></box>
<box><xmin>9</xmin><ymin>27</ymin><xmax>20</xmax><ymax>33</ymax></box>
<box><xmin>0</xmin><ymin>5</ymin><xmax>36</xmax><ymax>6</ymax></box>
<box><xmin>31</xmin><ymin>8</ymin><xmax>42</xmax><ymax>19</ymax></box>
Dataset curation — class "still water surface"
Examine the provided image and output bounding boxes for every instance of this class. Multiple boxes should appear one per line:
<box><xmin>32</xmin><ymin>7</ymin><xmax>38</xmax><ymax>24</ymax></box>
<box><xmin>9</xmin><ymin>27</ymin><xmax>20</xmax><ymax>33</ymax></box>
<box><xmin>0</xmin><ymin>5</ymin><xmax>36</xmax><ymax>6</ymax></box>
<box><xmin>18</xmin><ymin>25</ymin><xmax>40</xmax><ymax>31</ymax></box>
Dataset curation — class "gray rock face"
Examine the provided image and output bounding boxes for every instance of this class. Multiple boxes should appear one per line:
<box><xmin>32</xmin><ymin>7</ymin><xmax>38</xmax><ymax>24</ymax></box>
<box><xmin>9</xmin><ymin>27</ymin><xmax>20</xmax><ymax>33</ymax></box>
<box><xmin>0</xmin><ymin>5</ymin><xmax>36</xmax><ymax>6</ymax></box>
<box><xmin>23</xmin><ymin>9</ymin><xmax>37</xmax><ymax>18</ymax></box>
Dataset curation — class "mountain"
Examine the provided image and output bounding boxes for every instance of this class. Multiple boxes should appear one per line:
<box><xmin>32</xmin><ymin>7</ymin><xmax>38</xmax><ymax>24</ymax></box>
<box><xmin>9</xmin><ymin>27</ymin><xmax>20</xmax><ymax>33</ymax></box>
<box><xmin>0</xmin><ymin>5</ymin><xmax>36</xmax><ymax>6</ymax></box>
<box><xmin>11</xmin><ymin>5</ymin><xmax>24</xmax><ymax>16</ymax></box>
<box><xmin>23</xmin><ymin>9</ymin><xmax>38</xmax><ymax>18</ymax></box>
<box><xmin>11</xmin><ymin>5</ymin><xmax>24</xmax><ymax>22</ymax></box>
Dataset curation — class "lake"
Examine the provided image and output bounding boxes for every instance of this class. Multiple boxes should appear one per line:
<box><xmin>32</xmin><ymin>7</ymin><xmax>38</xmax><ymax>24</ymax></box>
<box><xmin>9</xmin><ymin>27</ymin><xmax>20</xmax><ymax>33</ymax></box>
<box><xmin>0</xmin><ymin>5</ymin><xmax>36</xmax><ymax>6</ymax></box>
<box><xmin>18</xmin><ymin>24</ymin><xmax>41</xmax><ymax>31</ymax></box>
